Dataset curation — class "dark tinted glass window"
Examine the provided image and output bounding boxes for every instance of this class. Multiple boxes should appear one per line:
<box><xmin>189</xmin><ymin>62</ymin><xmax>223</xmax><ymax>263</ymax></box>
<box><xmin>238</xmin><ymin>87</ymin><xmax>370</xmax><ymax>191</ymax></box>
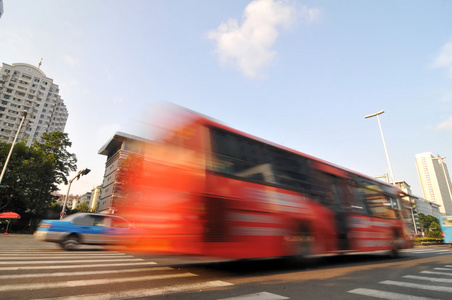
<box><xmin>210</xmin><ymin>127</ymin><xmax>311</xmax><ymax>190</ymax></box>
<box><xmin>73</xmin><ymin>214</ymin><xmax>95</xmax><ymax>226</ymax></box>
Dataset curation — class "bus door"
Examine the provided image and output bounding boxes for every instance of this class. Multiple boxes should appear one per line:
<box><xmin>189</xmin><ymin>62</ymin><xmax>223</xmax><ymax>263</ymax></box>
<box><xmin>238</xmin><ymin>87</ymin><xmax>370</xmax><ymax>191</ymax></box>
<box><xmin>322</xmin><ymin>176</ymin><xmax>349</xmax><ymax>250</ymax></box>
<box><xmin>331</xmin><ymin>178</ymin><xmax>349</xmax><ymax>250</ymax></box>
<box><xmin>440</xmin><ymin>216</ymin><xmax>452</xmax><ymax>244</ymax></box>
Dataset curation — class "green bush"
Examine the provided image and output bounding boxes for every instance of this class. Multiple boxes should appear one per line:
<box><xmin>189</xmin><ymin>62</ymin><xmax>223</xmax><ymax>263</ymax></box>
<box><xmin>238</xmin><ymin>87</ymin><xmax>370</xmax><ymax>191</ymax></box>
<box><xmin>412</xmin><ymin>237</ymin><xmax>443</xmax><ymax>244</ymax></box>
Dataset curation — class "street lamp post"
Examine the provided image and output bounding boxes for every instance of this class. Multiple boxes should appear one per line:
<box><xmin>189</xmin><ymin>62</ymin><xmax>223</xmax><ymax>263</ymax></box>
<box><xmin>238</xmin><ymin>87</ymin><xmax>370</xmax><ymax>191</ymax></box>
<box><xmin>365</xmin><ymin>110</ymin><xmax>396</xmax><ymax>184</ymax></box>
<box><xmin>60</xmin><ymin>168</ymin><xmax>91</xmax><ymax>219</ymax></box>
<box><xmin>0</xmin><ymin>111</ymin><xmax>28</xmax><ymax>185</ymax></box>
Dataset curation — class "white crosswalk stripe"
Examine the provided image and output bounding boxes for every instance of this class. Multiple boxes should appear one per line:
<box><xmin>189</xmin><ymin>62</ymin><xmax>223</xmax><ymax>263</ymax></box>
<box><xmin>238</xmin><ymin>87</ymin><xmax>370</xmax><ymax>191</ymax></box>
<box><xmin>380</xmin><ymin>280</ymin><xmax>452</xmax><ymax>293</ymax></box>
<box><xmin>0</xmin><ymin>261</ymin><xmax>157</xmax><ymax>271</ymax></box>
<box><xmin>402</xmin><ymin>248</ymin><xmax>452</xmax><ymax>255</ymax></box>
<box><xmin>348</xmin><ymin>264</ymin><xmax>452</xmax><ymax>299</ymax></box>
<box><xmin>0</xmin><ymin>249</ymin><xmax>235</xmax><ymax>299</ymax></box>
<box><xmin>403</xmin><ymin>275</ymin><xmax>452</xmax><ymax>283</ymax></box>
<box><xmin>218</xmin><ymin>291</ymin><xmax>289</xmax><ymax>300</ymax></box>
<box><xmin>0</xmin><ymin>272</ymin><xmax>198</xmax><ymax>292</ymax></box>
<box><xmin>348</xmin><ymin>288</ymin><xmax>438</xmax><ymax>300</ymax></box>
<box><xmin>0</xmin><ymin>266</ymin><xmax>174</xmax><ymax>279</ymax></box>
<box><xmin>31</xmin><ymin>280</ymin><xmax>234</xmax><ymax>300</ymax></box>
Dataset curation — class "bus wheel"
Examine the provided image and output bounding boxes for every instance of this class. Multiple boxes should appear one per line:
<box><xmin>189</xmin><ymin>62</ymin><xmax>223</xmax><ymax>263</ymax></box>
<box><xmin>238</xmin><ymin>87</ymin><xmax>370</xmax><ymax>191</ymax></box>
<box><xmin>389</xmin><ymin>231</ymin><xmax>402</xmax><ymax>258</ymax></box>
<box><xmin>295</xmin><ymin>226</ymin><xmax>313</xmax><ymax>258</ymax></box>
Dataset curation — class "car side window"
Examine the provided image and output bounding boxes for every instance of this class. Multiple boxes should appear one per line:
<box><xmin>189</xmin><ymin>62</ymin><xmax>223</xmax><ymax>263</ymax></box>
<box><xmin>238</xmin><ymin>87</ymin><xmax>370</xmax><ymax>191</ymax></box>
<box><xmin>73</xmin><ymin>215</ymin><xmax>95</xmax><ymax>226</ymax></box>
<box><xmin>92</xmin><ymin>216</ymin><xmax>105</xmax><ymax>226</ymax></box>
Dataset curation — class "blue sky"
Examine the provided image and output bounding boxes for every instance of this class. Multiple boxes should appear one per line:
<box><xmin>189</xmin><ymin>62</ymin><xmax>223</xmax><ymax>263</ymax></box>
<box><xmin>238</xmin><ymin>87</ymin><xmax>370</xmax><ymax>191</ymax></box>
<box><xmin>1</xmin><ymin>0</ymin><xmax>451</xmax><ymax>197</ymax></box>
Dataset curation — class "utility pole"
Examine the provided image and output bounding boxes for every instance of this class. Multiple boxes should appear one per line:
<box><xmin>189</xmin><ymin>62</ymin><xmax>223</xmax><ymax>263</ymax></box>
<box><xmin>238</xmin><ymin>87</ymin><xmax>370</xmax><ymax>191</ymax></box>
<box><xmin>0</xmin><ymin>111</ymin><xmax>28</xmax><ymax>185</ymax></box>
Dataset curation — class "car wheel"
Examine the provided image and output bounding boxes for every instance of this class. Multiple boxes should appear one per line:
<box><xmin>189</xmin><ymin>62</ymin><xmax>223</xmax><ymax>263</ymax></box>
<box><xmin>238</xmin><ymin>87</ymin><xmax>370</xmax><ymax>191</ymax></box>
<box><xmin>61</xmin><ymin>235</ymin><xmax>79</xmax><ymax>251</ymax></box>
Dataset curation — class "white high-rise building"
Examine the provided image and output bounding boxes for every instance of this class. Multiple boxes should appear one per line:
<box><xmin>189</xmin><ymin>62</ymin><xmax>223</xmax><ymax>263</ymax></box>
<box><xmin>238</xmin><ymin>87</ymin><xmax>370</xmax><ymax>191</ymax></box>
<box><xmin>415</xmin><ymin>152</ymin><xmax>452</xmax><ymax>215</ymax></box>
<box><xmin>0</xmin><ymin>62</ymin><xmax>68</xmax><ymax>146</ymax></box>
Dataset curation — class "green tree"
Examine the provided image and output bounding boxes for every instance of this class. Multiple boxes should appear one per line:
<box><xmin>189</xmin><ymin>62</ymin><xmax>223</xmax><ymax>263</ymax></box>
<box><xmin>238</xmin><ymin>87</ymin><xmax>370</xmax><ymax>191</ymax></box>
<box><xmin>0</xmin><ymin>131</ymin><xmax>77</xmax><ymax>228</ymax></box>
<box><xmin>33</xmin><ymin>131</ymin><xmax>77</xmax><ymax>185</ymax></box>
<box><xmin>418</xmin><ymin>213</ymin><xmax>440</xmax><ymax>235</ymax></box>
<box><xmin>76</xmin><ymin>202</ymin><xmax>90</xmax><ymax>213</ymax></box>
<box><xmin>428</xmin><ymin>221</ymin><xmax>442</xmax><ymax>238</ymax></box>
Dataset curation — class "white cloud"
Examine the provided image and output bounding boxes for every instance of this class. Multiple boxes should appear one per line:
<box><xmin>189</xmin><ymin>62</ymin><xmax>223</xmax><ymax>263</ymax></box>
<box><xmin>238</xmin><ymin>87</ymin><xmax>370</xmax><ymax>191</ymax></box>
<box><xmin>208</xmin><ymin>0</ymin><xmax>319</xmax><ymax>78</ymax></box>
<box><xmin>435</xmin><ymin>116</ymin><xmax>452</xmax><ymax>131</ymax></box>
<box><xmin>62</xmin><ymin>54</ymin><xmax>79</xmax><ymax>67</ymax></box>
<box><xmin>433</xmin><ymin>40</ymin><xmax>452</xmax><ymax>78</ymax></box>
<box><xmin>299</xmin><ymin>6</ymin><xmax>322</xmax><ymax>23</ymax></box>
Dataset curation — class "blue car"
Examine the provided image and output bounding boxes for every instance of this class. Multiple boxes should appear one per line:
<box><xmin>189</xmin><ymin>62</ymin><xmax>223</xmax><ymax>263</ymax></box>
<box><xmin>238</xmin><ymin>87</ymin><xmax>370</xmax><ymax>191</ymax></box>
<box><xmin>34</xmin><ymin>213</ymin><xmax>131</xmax><ymax>250</ymax></box>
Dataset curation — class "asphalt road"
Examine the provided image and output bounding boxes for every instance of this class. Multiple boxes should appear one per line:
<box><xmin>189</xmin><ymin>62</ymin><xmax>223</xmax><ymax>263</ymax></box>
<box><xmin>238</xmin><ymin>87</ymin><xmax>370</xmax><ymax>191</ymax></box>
<box><xmin>1</xmin><ymin>235</ymin><xmax>452</xmax><ymax>300</ymax></box>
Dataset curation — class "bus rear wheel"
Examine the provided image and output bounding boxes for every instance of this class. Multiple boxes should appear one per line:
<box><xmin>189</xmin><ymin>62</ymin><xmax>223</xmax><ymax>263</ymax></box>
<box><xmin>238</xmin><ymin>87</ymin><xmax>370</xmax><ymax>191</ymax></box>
<box><xmin>389</xmin><ymin>231</ymin><xmax>402</xmax><ymax>258</ymax></box>
<box><xmin>291</xmin><ymin>225</ymin><xmax>314</xmax><ymax>262</ymax></box>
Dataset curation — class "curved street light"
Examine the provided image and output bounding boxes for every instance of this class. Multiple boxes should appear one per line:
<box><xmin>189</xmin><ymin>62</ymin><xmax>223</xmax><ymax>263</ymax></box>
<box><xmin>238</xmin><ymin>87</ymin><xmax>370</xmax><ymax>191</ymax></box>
<box><xmin>60</xmin><ymin>168</ymin><xmax>91</xmax><ymax>219</ymax></box>
<box><xmin>365</xmin><ymin>110</ymin><xmax>396</xmax><ymax>184</ymax></box>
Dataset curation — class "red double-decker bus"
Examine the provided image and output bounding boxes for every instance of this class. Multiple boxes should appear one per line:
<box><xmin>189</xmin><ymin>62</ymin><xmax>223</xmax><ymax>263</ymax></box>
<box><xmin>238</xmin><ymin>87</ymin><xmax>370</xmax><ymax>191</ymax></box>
<box><xmin>117</xmin><ymin>109</ymin><xmax>412</xmax><ymax>259</ymax></box>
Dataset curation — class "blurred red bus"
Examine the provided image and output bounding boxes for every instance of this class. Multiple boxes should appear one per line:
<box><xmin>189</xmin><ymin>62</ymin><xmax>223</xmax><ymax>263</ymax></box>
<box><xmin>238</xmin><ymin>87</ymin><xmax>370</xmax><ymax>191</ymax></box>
<box><xmin>116</xmin><ymin>109</ymin><xmax>412</xmax><ymax>259</ymax></box>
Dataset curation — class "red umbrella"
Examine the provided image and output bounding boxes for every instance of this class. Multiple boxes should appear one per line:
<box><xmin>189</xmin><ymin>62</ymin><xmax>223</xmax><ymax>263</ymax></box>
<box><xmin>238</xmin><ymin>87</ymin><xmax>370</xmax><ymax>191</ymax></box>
<box><xmin>0</xmin><ymin>212</ymin><xmax>20</xmax><ymax>235</ymax></box>
<box><xmin>0</xmin><ymin>212</ymin><xmax>20</xmax><ymax>219</ymax></box>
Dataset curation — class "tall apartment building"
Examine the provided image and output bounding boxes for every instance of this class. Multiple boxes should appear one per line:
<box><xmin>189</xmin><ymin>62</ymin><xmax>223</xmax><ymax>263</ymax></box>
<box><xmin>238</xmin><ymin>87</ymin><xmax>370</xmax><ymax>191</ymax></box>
<box><xmin>415</xmin><ymin>152</ymin><xmax>452</xmax><ymax>215</ymax></box>
<box><xmin>0</xmin><ymin>62</ymin><xmax>68</xmax><ymax>146</ymax></box>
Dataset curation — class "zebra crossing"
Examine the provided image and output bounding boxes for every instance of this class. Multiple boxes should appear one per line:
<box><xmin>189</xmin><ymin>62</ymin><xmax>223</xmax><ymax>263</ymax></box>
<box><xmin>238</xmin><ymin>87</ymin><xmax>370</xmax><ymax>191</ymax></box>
<box><xmin>348</xmin><ymin>264</ymin><xmax>452</xmax><ymax>299</ymax></box>
<box><xmin>0</xmin><ymin>249</ymin><xmax>234</xmax><ymax>299</ymax></box>
<box><xmin>402</xmin><ymin>247</ymin><xmax>452</xmax><ymax>256</ymax></box>
<box><xmin>1</xmin><ymin>247</ymin><xmax>451</xmax><ymax>299</ymax></box>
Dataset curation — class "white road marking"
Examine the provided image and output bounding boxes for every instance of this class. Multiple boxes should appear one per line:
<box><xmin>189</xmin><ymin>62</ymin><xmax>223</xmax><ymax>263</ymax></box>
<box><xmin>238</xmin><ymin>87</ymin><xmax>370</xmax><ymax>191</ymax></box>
<box><xmin>0</xmin><ymin>261</ymin><xmax>157</xmax><ymax>271</ymax></box>
<box><xmin>404</xmin><ymin>249</ymin><xmax>452</xmax><ymax>254</ymax></box>
<box><xmin>32</xmin><ymin>280</ymin><xmax>233</xmax><ymax>300</ymax></box>
<box><xmin>434</xmin><ymin>268</ymin><xmax>452</xmax><ymax>271</ymax></box>
<box><xmin>421</xmin><ymin>271</ymin><xmax>452</xmax><ymax>276</ymax></box>
<box><xmin>348</xmin><ymin>288</ymin><xmax>438</xmax><ymax>300</ymax></box>
<box><xmin>0</xmin><ymin>255</ymin><xmax>134</xmax><ymax>260</ymax></box>
<box><xmin>218</xmin><ymin>291</ymin><xmax>289</xmax><ymax>300</ymax></box>
<box><xmin>380</xmin><ymin>280</ymin><xmax>452</xmax><ymax>293</ymax></box>
<box><xmin>403</xmin><ymin>275</ymin><xmax>452</xmax><ymax>283</ymax></box>
<box><xmin>0</xmin><ymin>258</ymin><xmax>144</xmax><ymax>265</ymax></box>
<box><xmin>0</xmin><ymin>251</ymin><xmax>126</xmax><ymax>255</ymax></box>
<box><xmin>0</xmin><ymin>272</ymin><xmax>198</xmax><ymax>292</ymax></box>
<box><xmin>0</xmin><ymin>266</ymin><xmax>173</xmax><ymax>279</ymax></box>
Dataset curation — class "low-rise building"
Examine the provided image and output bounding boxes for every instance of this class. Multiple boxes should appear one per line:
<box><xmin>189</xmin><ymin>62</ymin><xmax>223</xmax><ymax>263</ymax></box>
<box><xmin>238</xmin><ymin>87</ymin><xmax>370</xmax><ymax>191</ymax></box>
<box><xmin>98</xmin><ymin>132</ymin><xmax>153</xmax><ymax>214</ymax></box>
<box><xmin>71</xmin><ymin>192</ymin><xmax>92</xmax><ymax>210</ymax></box>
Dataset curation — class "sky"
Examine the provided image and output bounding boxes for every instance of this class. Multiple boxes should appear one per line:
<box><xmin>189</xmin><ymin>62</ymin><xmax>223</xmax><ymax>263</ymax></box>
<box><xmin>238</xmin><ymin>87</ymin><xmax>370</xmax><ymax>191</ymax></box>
<box><xmin>0</xmin><ymin>0</ymin><xmax>451</xmax><ymax>197</ymax></box>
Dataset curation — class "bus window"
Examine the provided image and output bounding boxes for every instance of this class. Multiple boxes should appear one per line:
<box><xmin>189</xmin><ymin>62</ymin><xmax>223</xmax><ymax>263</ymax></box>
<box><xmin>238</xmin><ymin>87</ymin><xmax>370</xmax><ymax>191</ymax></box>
<box><xmin>344</xmin><ymin>184</ymin><xmax>369</xmax><ymax>215</ymax></box>
<box><xmin>440</xmin><ymin>216</ymin><xmax>452</xmax><ymax>244</ymax></box>
<box><xmin>442</xmin><ymin>217</ymin><xmax>452</xmax><ymax>226</ymax></box>
<box><xmin>363</xmin><ymin>189</ymin><xmax>393</xmax><ymax>218</ymax></box>
<box><xmin>209</xmin><ymin>127</ymin><xmax>311</xmax><ymax>190</ymax></box>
